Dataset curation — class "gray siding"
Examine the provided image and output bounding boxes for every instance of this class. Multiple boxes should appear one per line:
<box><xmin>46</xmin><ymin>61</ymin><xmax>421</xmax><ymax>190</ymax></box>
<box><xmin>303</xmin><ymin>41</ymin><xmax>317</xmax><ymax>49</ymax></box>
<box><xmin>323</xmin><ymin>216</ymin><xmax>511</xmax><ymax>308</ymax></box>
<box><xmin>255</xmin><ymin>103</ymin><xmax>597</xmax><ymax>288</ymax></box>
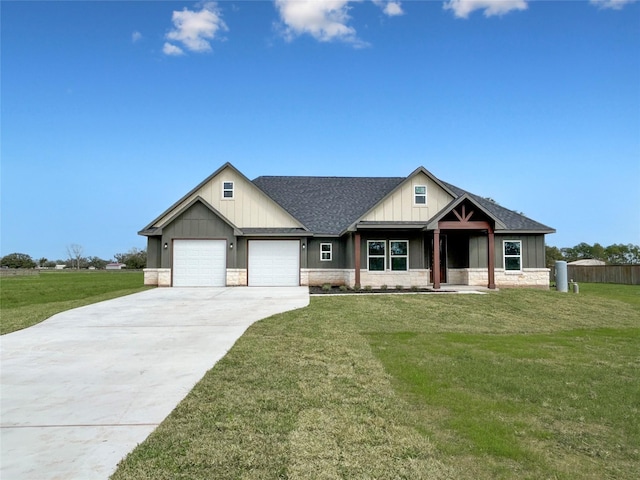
<box><xmin>357</xmin><ymin>233</ymin><xmax>426</xmax><ymax>270</ymax></box>
<box><xmin>470</xmin><ymin>234</ymin><xmax>546</xmax><ymax>268</ymax></box>
<box><xmin>307</xmin><ymin>238</ymin><xmax>347</xmax><ymax>269</ymax></box>
<box><xmin>147</xmin><ymin>237</ymin><xmax>162</xmax><ymax>268</ymax></box>
<box><xmin>161</xmin><ymin>201</ymin><xmax>236</xmax><ymax>268</ymax></box>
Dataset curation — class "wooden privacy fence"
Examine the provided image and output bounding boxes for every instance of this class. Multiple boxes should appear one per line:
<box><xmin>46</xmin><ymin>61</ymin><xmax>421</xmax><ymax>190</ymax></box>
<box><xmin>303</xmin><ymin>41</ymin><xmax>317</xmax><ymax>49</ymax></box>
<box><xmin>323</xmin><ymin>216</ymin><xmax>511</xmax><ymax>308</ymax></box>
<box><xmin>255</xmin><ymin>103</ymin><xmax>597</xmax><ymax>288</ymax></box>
<box><xmin>550</xmin><ymin>265</ymin><xmax>640</xmax><ymax>285</ymax></box>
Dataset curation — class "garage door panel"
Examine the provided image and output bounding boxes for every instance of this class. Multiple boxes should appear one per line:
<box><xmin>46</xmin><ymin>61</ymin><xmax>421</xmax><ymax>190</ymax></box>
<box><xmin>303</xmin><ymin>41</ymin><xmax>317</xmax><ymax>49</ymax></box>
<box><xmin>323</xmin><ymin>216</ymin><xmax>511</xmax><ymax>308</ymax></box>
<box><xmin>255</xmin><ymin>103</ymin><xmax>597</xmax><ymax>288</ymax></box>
<box><xmin>248</xmin><ymin>240</ymin><xmax>300</xmax><ymax>286</ymax></box>
<box><xmin>173</xmin><ymin>240</ymin><xmax>226</xmax><ymax>287</ymax></box>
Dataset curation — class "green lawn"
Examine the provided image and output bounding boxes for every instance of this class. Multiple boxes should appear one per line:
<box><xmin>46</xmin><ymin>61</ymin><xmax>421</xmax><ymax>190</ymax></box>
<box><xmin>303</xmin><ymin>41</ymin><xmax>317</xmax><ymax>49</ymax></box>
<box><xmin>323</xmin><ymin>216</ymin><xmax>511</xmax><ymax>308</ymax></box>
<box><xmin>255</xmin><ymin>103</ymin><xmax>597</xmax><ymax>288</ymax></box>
<box><xmin>0</xmin><ymin>270</ymin><xmax>152</xmax><ymax>334</ymax></box>
<box><xmin>112</xmin><ymin>285</ymin><xmax>640</xmax><ymax>480</ymax></box>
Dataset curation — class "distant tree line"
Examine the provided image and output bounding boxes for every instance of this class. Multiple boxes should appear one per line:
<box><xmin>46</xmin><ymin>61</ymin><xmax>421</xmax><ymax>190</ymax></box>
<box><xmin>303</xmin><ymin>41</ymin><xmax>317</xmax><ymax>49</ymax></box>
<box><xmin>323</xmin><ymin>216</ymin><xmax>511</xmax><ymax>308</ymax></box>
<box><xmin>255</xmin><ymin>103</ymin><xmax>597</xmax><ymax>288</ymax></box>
<box><xmin>546</xmin><ymin>243</ymin><xmax>639</xmax><ymax>268</ymax></box>
<box><xmin>0</xmin><ymin>246</ymin><xmax>147</xmax><ymax>270</ymax></box>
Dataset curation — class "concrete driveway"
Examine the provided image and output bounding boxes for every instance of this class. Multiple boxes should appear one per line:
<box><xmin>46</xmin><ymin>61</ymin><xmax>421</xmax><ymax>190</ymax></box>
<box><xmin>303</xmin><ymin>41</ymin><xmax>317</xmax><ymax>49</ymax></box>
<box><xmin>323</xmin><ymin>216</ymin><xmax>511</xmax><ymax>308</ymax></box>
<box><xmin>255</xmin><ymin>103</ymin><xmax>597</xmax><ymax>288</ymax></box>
<box><xmin>0</xmin><ymin>287</ymin><xmax>309</xmax><ymax>480</ymax></box>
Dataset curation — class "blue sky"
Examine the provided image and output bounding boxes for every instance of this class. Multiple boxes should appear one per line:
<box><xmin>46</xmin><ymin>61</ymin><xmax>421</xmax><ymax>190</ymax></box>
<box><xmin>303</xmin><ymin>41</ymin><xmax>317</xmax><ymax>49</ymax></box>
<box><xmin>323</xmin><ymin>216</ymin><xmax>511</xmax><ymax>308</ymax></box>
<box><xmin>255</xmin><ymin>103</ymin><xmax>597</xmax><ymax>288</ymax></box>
<box><xmin>2</xmin><ymin>0</ymin><xmax>639</xmax><ymax>261</ymax></box>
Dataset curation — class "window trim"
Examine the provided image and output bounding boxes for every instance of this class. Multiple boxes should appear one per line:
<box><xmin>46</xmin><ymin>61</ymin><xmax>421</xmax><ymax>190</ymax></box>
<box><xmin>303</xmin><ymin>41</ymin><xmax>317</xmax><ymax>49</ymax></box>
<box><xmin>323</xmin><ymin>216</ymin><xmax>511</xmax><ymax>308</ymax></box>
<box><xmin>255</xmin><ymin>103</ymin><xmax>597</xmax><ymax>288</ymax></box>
<box><xmin>503</xmin><ymin>240</ymin><xmax>522</xmax><ymax>273</ymax></box>
<box><xmin>222</xmin><ymin>181</ymin><xmax>234</xmax><ymax>199</ymax></box>
<box><xmin>367</xmin><ymin>240</ymin><xmax>386</xmax><ymax>272</ymax></box>
<box><xmin>320</xmin><ymin>242</ymin><xmax>332</xmax><ymax>262</ymax></box>
<box><xmin>389</xmin><ymin>240</ymin><xmax>409</xmax><ymax>271</ymax></box>
<box><xmin>414</xmin><ymin>185</ymin><xmax>427</xmax><ymax>206</ymax></box>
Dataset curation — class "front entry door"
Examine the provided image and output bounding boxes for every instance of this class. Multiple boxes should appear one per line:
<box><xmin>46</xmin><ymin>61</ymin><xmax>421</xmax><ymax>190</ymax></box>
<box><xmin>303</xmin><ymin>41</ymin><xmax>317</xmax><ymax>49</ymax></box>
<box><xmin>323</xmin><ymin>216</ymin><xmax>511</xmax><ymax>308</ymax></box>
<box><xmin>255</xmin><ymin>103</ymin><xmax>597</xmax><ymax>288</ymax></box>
<box><xmin>430</xmin><ymin>234</ymin><xmax>447</xmax><ymax>283</ymax></box>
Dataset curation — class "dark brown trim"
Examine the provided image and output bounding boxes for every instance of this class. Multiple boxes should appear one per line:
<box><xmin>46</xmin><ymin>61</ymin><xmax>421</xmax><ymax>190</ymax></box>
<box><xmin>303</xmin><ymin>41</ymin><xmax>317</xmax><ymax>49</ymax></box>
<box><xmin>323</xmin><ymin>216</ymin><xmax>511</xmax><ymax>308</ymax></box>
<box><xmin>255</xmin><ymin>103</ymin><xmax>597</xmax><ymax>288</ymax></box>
<box><xmin>433</xmin><ymin>229</ymin><xmax>441</xmax><ymax>289</ymax></box>
<box><xmin>438</xmin><ymin>220</ymin><xmax>491</xmax><ymax>230</ymax></box>
<box><xmin>355</xmin><ymin>233</ymin><xmax>361</xmax><ymax>286</ymax></box>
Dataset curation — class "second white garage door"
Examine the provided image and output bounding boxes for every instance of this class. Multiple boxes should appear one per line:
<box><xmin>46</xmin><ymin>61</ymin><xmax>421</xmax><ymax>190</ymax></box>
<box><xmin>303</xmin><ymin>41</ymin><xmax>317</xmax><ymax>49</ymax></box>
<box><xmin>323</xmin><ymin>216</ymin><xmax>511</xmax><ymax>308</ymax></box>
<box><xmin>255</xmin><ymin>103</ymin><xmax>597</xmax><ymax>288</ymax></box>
<box><xmin>173</xmin><ymin>239</ymin><xmax>227</xmax><ymax>287</ymax></box>
<box><xmin>248</xmin><ymin>240</ymin><xmax>300</xmax><ymax>286</ymax></box>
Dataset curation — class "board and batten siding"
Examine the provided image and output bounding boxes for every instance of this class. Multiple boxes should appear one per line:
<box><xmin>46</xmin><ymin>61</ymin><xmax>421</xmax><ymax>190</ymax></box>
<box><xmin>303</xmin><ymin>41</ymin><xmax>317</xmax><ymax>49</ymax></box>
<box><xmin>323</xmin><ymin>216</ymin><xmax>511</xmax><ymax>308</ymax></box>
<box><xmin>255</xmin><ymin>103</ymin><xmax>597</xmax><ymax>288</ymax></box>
<box><xmin>361</xmin><ymin>172</ymin><xmax>454</xmax><ymax>222</ymax></box>
<box><xmin>469</xmin><ymin>234</ymin><xmax>546</xmax><ymax>269</ymax></box>
<box><xmin>154</xmin><ymin>166</ymin><xmax>302</xmax><ymax>230</ymax></box>
<box><xmin>161</xmin><ymin>202</ymin><xmax>236</xmax><ymax>269</ymax></box>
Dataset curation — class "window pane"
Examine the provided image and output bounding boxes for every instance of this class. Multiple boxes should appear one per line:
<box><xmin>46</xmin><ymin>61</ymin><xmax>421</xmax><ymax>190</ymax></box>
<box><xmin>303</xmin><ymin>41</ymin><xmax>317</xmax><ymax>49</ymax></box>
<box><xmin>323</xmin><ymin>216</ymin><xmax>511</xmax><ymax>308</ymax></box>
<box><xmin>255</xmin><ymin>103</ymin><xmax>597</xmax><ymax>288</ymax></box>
<box><xmin>415</xmin><ymin>186</ymin><xmax>426</xmax><ymax>194</ymax></box>
<box><xmin>505</xmin><ymin>257</ymin><xmax>521</xmax><ymax>271</ymax></box>
<box><xmin>368</xmin><ymin>241</ymin><xmax>385</xmax><ymax>256</ymax></box>
<box><xmin>369</xmin><ymin>257</ymin><xmax>385</xmax><ymax>271</ymax></box>
<box><xmin>390</xmin><ymin>241</ymin><xmax>407</xmax><ymax>256</ymax></box>
<box><xmin>415</xmin><ymin>196</ymin><xmax>426</xmax><ymax>204</ymax></box>
<box><xmin>223</xmin><ymin>190</ymin><xmax>233</xmax><ymax>198</ymax></box>
<box><xmin>321</xmin><ymin>252</ymin><xmax>331</xmax><ymax>260</ymax></box>
<box><xmin>391</xmin><ymin>257</ymin><xmax>407</xmax><ymax>271</ymax></box>
<box><xmin>321</xmin><ymin>244</ymin><xmax>331</xmax><ymax>252</ymax></box>
<box><xmin>504</xmin><ymin>241</ymin><xmax>521</xmax><ymax>256</ymax></box>
<box><xmin>223</xmin><ymin>182</ymin><xmax>233</xmax><ymax>189</ymax></box>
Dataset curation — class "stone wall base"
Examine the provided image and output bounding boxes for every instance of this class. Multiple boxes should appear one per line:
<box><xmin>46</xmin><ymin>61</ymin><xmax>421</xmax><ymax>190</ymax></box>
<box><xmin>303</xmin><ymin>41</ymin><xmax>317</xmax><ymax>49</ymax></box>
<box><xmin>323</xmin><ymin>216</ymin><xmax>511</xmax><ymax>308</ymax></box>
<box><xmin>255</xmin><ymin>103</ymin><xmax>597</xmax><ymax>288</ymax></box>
<box><xmin>226</xmin><ymin>269</ymin><xmax>247</xmax><ymax>286</ymax></box>
<box><xmin>359</xmin><ymin>269</ymin><xmax>430</xmax><ymax>289</ymax></box>
<box><xmin>458</xmin><ymin>268</ymin><xmax>550</xmax><ymax>288</ymax></box>
<box><xmin>301</xmin><ymin>269</ymin><xmax>353</xmax><ymax>286</ymax></box>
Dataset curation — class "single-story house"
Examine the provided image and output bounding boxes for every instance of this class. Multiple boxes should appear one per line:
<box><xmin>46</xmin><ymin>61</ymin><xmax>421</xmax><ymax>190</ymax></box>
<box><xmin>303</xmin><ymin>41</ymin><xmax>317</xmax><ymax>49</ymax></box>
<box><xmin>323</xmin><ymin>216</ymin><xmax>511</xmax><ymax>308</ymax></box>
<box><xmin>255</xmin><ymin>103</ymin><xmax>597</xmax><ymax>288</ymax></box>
<box><xmin>139</xmin><ymin>163</ymin><xmax>555</xmax><ymax>289</ymax></box>
<box><xmin>106</xmin><ymin>263</ymin><xmax>126</xmax><ymax>270</ymax></box>
<box><xmin>568</xmin><ymin>259</ymin><xmax>606</xmax><ymax>266</ymax></box>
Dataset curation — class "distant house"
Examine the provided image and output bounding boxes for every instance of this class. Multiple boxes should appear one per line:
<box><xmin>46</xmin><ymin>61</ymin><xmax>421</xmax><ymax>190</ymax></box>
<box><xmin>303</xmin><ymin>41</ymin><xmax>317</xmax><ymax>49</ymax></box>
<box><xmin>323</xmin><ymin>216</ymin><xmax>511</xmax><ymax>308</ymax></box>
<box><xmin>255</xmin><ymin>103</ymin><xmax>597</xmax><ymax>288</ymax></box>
<box><xmin>106</xmin><ymin>263</ymin><xmax>126</xmax><ymax>270</ymax></box>
<box><xmin>140</xmin><ymin>162</ymin><xmax>555</xmax><ymax>289</ymax></box>
<box><xmin>568</xmin><ymin>259</ymin><xmax>606</xmax><ymax>266</ymax></box>
<box><xmin>55</xmin><ymin>265</ymin><xmax>66</xmax><ymax>270</ymax></box>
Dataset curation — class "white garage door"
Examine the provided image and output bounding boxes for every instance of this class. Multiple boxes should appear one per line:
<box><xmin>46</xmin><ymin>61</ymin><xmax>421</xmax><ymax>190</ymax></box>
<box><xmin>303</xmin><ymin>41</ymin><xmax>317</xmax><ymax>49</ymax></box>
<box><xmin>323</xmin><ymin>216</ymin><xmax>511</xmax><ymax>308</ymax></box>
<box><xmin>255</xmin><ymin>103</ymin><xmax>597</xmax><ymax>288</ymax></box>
<box><xmin>173</xmin><ymin>240</ymin><xmax>226</xmax><ymax>287</ymax></box>
<box><xmin>248</xmin><ymin>240</ymin><xmax>300</xmax><ymax>286</ymax></box>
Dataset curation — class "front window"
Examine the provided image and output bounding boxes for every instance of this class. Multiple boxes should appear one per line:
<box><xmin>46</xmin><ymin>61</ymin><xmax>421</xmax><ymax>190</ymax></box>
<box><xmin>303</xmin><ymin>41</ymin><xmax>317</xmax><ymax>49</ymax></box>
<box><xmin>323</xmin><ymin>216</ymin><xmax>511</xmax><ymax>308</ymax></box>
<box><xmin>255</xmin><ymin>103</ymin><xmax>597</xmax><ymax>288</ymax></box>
<box><xmin>390</xmin><ymin>241</ymin><xmax>408</xmax><ymax>271</ymax></box>
<box><xmin>222</xmin><ymin>181</ymin><xmax>234</xmax><ymax>199</ymax></box>
<box><xmin>414</xmin><ymin>185</ymin><xmax>427</xmax><ymax>205</ymax></box>
<box><xmin>368</xmin><ymin>241</ymin><xmax>386</xmax><ymax>271</ymax></box>
<box><xmin>320</xmin><ymin>243</ymin><xmax>332</xmax><ymax>261</ymax></box>
<box><xmin>504</xmin><ymin>240</ymin><xmax>522</xmax><ymax>271</ymax></box>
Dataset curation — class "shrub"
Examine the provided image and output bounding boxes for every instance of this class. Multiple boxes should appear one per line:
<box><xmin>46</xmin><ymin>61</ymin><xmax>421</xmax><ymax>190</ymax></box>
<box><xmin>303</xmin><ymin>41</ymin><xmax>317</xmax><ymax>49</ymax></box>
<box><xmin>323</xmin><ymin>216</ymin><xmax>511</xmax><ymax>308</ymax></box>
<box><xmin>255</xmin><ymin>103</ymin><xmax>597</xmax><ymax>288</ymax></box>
<box><xmin>396</xmin><ymin>285</ymin><xmax>404</xmax><ymax>290</ymax></box>
<box><xmin>322</xmin><ymin>283</ymin><xmax>332</xmax><ymax>292</ymax></box>
<box><xmin>380</xmin><ymin>284</ymin><xmax>388</xmax><ymax>290</ymax></box>
<box><xmin>354</xmin><ymin>284</ymin><xmax>361</xmax><ymax>291</ymax></box>
<box><xmin>410</xmin><ymin>285</ymin><xmax>419</xmax><ymax>292</ymax></box>
<box><xmin>339</xmin><ymin>285</ymin><xmax>348</xmax><ymax>292</ymax></box>
<box><xmin>364</xmin><ymin>285</ymin><xmax>372</xmax><ymax>291</ymax></box>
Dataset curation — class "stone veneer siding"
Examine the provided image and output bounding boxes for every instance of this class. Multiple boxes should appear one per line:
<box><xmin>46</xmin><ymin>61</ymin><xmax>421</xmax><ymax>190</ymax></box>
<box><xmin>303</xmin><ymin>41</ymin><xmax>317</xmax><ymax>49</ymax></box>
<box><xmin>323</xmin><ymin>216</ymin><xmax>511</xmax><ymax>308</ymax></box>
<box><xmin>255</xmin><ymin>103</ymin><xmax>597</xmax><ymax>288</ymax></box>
<box><xmin>226</xmin><ymin>269</ymin><xmax>247</xmax><ymax>286</ymax></box>
<box><xmin>455</xmin><ymin>268</ymin><xmax>550</xmax><ymax>288</ymax></box>
<box><xmin>145</xmin><ymin>267</ymin><xmax>550</xmax><ymax>289</ymax></box>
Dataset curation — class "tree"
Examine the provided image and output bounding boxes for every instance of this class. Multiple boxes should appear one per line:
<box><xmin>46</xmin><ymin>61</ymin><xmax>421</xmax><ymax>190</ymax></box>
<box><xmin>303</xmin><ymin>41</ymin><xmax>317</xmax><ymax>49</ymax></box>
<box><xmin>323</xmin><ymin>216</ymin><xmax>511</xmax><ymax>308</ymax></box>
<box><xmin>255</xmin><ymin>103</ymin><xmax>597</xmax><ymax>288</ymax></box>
<box><xmin>545</xmin><ymin>245</ymin><xmax>564</xmax><ymax>268</ymax></box>
<box><xmin>66</xmin><ymin>244</ymin><xmax>84</xmax><ymax>270</ymax></box>
<box><xmin>87</xmin><ymin>256</ymin><xmax>108</xmax><ymax>269</ymax></box>
<box><xmin>114</xmin><ymin>247</ymin><xmax>147</xmax><ymax>269</ymax></box>
<box><xmin>0</xmin><ymin>253</ymin><xmax>37</xmax><ymax>269</ymax></box>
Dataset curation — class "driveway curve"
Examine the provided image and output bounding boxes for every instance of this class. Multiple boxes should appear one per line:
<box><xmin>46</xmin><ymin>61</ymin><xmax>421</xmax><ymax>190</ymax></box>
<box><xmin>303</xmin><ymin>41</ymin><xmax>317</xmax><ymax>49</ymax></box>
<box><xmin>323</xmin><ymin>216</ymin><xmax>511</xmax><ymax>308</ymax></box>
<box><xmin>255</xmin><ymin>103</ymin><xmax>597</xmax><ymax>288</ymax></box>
<box><xmin>1</xmin><ymin>287</ymin><xmax>309</xmax><ymax>480</ymax></box>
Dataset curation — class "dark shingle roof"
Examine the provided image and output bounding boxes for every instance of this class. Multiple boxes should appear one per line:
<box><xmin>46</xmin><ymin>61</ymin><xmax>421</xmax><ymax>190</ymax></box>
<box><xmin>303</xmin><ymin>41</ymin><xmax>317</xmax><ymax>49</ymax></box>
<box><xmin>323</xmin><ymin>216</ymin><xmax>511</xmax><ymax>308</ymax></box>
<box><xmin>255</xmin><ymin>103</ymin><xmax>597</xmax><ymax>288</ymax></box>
<box><xmin>253</xmin><ymin>174</ymin><xmax>554</xmax><ymax>235</ymax></box>
<box><xmin>252</xmin><ymin>176</ymin><xmax>405</xmax><ymax>234</ymax></box>
<box><xmin>441</xmin><ymin>181</ymin><xmax>554</xmax><ymax>232</ymax></box>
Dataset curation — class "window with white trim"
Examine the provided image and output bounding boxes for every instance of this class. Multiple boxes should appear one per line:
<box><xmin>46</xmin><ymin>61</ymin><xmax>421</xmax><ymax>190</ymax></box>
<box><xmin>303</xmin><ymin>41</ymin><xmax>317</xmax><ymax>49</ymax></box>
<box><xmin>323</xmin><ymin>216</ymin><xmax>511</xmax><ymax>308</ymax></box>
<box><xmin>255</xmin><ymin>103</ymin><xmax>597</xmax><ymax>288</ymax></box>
<box><xmin>414</xmin><ymin>185</ymin><xmax>427</xmax><ymax>205</ymax></box>
<box><xmin>367</xmin><ymin>241</ymin><xmax>386</xmax><ymax>271</ymax></box>
<box><xmin>390</xmin><ymin>240</ymin><xmax>408</xmax><ymax>271</ymax></box>
<box><xmin>504</xmin><ymin>240</ymin><xmax>522</xmax><ymax>272</ymax></box>
<box><xmin>320</xmin><ymin>243</ymin><xmax>332</xmax><ymax>261</ymax></box>
<box><xmin>222</xmin><ymin>181</ymin><xmax>234</xmax><ymax>199</ymax></box>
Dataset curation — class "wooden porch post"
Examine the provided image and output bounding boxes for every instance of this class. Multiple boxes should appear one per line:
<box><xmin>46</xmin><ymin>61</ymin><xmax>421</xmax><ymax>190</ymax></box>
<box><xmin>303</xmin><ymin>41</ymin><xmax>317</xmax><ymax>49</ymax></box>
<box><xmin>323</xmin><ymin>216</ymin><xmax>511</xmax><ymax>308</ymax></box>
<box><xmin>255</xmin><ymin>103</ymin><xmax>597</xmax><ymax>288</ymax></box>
<box><xmin>487</xmin><ymin>228</ymin><xmax>496</xmax><ymax>289</ymax></box>
<box><xmin>433</xmin><ymin>229</ymin><xmax>441</xmax><ymax>289</ymax></box>
<box><xmin>354</xmin><ymin>232</ymin><xmax>361</xmax><ymax>287</ymax></box>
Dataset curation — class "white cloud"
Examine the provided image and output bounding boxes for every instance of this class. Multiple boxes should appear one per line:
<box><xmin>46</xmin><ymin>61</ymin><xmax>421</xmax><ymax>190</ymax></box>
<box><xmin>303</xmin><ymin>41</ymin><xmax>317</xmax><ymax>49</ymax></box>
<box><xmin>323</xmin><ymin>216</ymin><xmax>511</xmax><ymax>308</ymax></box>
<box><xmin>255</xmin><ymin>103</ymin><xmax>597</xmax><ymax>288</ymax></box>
<box><xmin>274</xmin><ymin>0</ymin><xmax>364</xmax><ymax>45</ymax></box>
<box><xmin>590</xmin><ymin>0</ymin><xmax>638</xmax><ymax>9</ymax></box>
<box><xmin>372</xmin><ymin>0</ymin><xmax>404</xmax><ymax>16</ymax></box>
<box><xmin>165</xmin><ymin>2</ymin><xmax>227</xmax><ymax>54</ymax></box>
<box><xmin>443</xmin><ymin>0</ymin><xmax>528</xmax><ymax>19</ymax></box>
<box><xmin>132</xmin><ymin>31</ymin><xmax>142</xmax><ymax>43</ymax></box>
<box><xmin>163</xmin><ymin>42</ymin><xmax>184</xmax><ymax>56</ymax></box>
